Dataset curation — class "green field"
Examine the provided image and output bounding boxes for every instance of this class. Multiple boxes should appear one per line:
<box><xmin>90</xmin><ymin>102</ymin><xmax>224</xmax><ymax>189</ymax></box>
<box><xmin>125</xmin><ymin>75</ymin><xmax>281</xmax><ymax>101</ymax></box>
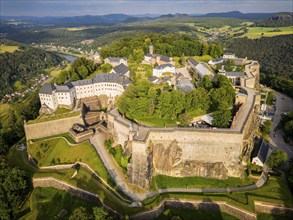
<box><xmin>28</xmin><ymin>138</ymin><xmax>111</xmax><ymax>182</ymax></box>
<box><xmin>0</xmin><ymin>45</ymin><xmax>19</xmax><ymax>53</ymax></box>
<box><xmin>20</xmin><ymin>187</ymin><xmax>97</xmax><ymax>220</ymax></box>
<box><xmin>242</xmin><ymin>26</ymin><xmax>293</xmax><ymax>38</ymax></box>
<box><xmin>150</xmin><ymin>174</ymin><xmax>257</xmax><ymax>190</ymax></box>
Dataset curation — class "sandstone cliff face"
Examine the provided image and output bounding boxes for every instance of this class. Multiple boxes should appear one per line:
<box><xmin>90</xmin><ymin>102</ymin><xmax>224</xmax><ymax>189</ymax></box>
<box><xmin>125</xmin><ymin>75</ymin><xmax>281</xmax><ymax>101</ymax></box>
<box><xmin>152</xmin><ymin>140</ymin><xmax>228</xmax><ymax>179</ymax></box>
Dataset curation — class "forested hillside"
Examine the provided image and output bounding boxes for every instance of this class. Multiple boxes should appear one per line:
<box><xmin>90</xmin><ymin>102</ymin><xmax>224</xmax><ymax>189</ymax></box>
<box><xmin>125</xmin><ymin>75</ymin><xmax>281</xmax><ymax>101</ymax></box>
<box><xmin>253</xmin><ymin>12</ymin><xmax>293</xmax><ymax>27</ymax></box>
<box><xmin>0</xmin><ymin>45</ymin><xmax>63</xmax><ymax>96</ymax></box>
<box><xmin>100</xmin><ymin>33</ymin><xmax>223</xmax><ymax>58</ymax></box>
<box><xmin>226</xmin><ymin>35</ymin><xmax>293</xmax><ymax>97</ymax></box>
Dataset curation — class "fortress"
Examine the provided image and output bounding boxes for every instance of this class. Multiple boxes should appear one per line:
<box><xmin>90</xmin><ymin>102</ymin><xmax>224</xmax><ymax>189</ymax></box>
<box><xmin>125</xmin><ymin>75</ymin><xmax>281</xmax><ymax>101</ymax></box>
<box><xmin>25</xmin><ymin>54</ymin><xmax>260</xmax><ymax>190</ymax></box>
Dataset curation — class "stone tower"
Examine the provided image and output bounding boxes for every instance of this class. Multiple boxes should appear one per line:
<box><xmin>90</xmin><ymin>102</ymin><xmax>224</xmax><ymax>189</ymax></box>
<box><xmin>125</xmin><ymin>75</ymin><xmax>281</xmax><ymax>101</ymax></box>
<box><xmin>149</xmin><ymin>42</ymin><xmax>153</xmax><ymax>55</ymax></box>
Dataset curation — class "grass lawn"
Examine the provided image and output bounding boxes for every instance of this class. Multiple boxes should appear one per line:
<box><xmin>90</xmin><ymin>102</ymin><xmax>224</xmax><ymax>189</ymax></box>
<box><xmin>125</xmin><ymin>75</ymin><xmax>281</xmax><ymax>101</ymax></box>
<box><xmin>0</xmin><ymin>45</ymin><xmax>19</xmax><ymax>53</ymax></box>
<box><xmin>28</xmin><ymin>138</ymin><xmax>111</xmax><ymax>183</ymax></box>
<box><xmin>31</xmin><ymin>132</ymin><xmax>76</xmax><ymax>144</ymax></box>
<box><xmin>136</xmin><ymin>117</ymin><xmax>177</xmax><ymax>127</ymax></box>
<box><xmin>54</xmin><ymin>107</ymin><xmax>72</xmax><ymax>114</ymax></box>
<box><xmin>194</xmin><ymin>55</ymin><xmax>213</xmax><ymax>63</ymax></box>
<box><xmin>150</xmin><ymin>175</ymin><xmax>257</xmax><ymax>190</ymax></box>
<box><xmin>145</xmin><ymin>176</ymin><xmax>293</xmax><ymax>212</ymax></box>
<box><xmin>242</xmin><ymin>26</ymin><xmax>293</xmax><ymax>38</ymax></box>
<box><xmin>20</xmin><ymin>187</ymin><xmax>97</xmax><ymax>220</ymax></box>
<box><xmin>26</xmin><ymin>111</ymin><xmax>80</xmax><ymax>124</ymax></box>
<box><xmin>156</xmin><ymin>208</ymin><xmax>238</xmax><ymax>220</ymax></box>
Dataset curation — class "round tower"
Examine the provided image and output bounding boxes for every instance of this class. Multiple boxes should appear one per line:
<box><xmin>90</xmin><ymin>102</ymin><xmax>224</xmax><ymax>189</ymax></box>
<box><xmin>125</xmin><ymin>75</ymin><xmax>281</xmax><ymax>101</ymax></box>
<box><xmin>149</xmin><ymin>42</ymin><xmax>154</xmax><ymax>55</ymax></box>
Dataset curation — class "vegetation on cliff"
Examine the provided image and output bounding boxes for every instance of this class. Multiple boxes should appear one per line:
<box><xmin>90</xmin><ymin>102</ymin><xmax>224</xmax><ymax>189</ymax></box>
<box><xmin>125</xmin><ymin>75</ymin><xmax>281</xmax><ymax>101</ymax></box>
<box><xmin>117</xmin><ymin>74</ymin><xmax>235</xmax><ymax>128</ymax></box>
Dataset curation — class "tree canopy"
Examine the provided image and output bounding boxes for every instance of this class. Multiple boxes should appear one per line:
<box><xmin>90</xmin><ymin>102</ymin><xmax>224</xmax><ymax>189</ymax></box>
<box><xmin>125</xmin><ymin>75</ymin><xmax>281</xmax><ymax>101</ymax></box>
<box><xmin>0</xmin><ymin>46</ymin><xmax>63</xmax><ymax>97</ymax></box>
<box><xmin>0</xmin><ymin>157</ymin><xmax>30</xmax><ymax>219</ymax></box>
<box><xmin>117</xmin><ymin>74</ymin><xmax>235</xmax><ymax>128</ymax></box>
<box><xmin>100</xmin><ymin>33</ymin><xmax>223</xmax><ymax>59</ymax></box>
<box><xmin>268</xmin><ymin>149</ymin><xmax>288</xmax><ymax>168</ymax></box>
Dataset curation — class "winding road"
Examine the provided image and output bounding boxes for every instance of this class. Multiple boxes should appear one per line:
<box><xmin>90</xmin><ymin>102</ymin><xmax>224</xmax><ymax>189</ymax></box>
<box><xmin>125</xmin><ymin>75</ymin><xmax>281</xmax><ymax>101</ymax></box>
<box><xmin>268</xmin><ymin>91</ymin><xmax>293</xmax><ymax>158</ymax></box>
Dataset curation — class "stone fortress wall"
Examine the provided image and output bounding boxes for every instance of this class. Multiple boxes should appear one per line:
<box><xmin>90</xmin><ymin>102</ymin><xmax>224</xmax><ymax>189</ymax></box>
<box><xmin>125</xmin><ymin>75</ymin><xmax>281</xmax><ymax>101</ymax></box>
<box><xmin>24</xmin><ymin>114</ymin><xmax>83</xmax><ymax>140</ymax></box>
<box><xmin>108</xmin><ymin>85</ymin><xmax>258</xmax><ymax>189</ymax></box>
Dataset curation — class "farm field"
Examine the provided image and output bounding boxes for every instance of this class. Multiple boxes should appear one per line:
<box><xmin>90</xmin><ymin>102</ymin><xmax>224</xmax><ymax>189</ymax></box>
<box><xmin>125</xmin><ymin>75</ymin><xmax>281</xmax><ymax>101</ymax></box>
<box><xmin>0</xmin><ymin>45</ymin><xmax>19</xmax><ymax>53</ymax></box>
<box><xmin>242</xmin><ymin>26</ymin><xmax>293</xmax><ymax>38</ymax></box>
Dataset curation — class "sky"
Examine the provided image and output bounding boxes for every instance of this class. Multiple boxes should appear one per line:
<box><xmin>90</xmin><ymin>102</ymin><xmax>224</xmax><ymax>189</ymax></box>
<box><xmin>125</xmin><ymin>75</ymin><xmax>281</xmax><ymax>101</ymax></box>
<box><xmin>1</xmin><ymin>0</ymin><xmax>292</xmax><ymax>17</ymax></box>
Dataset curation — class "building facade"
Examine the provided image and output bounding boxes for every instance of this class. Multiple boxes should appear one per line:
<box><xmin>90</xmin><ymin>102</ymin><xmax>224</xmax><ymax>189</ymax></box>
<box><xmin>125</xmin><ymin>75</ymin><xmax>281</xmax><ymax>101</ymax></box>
<box><xmin>39</xmin><ymin>73</ymin><xmax>131</xmax><ymax>111</ymax></box>
<box><xmin>153</xmin><ymin>64</ymin><xmax>176</xmax><ymax>77</ymax></box>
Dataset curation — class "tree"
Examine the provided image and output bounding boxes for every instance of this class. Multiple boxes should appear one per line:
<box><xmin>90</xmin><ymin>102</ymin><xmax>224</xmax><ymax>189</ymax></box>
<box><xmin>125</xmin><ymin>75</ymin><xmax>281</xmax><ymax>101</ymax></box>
<box><xmin>99</xmin><ymin>63</ymin><xmax>112</xmax><ymax>73</ymax></box>
<box><xmin>179</xmin><ymin>53</ymin><xmax>185</xmax><ymax>65</ymax></box>
<box><xmin>0</xmin><ymin>158</ymin><xmax>30</xmax><ymax>219</ymax></box>
<box><xmin>261</xmin><ymin>120</ymin><xmax>272</xmax><ymax>135</ymax></box>
<box><xmin>93</xmin><ymin>207</ymin><xmax>112</xmax><ymax>220</ymax></box>
<box><xmin>69</xmin><ymin>207</ymin><xmax>93</xmax><ymax>220</ymax></box>
<box><xmin>268</xmin><ymin>149</ymin><xmax>287</xmax><ymax>168</ymax></box>
<box><xmin>178</xmin><ymin>112</ymin><xmax>192</xmax><ymax>126</ymax></box>
<box><xmin>212</xmin><ymin>109</ymin><xmax>231</xmax><ymax>128</ymax></box>
<box><xmin>198</xmin><ymin>75</ymin><xmax>213</xmax><ymax>91</ymax></box>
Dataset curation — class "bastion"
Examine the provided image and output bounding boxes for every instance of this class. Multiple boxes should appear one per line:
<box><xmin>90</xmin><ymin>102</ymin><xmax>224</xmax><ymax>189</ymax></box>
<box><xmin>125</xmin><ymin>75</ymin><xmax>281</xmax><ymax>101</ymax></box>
<box><xmin>107</xmin><ymin>86</ymin><xmax>258</xmax><ymax>189</ymax></box>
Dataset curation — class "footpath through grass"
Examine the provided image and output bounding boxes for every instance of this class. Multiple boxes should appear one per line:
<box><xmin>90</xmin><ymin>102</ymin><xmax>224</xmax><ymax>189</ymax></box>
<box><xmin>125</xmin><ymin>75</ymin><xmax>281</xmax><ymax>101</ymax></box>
<box><xmin>145</xmin><ymin>176</ymin><xmax>293</xmax><ymax>212</ymax></box>
<box><xmin>150</xmin><ymin>174</ymin><xmax>257</xmax><ymax>190</ymax></box>
<box><xmin>28</xmin><ymin>138</ymin><xmax>111</xmax><ymax>184</ymax></box>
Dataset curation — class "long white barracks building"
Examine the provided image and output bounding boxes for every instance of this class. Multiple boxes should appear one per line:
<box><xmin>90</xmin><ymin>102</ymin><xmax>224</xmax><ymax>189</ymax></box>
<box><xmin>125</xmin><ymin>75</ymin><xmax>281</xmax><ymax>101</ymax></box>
<box><xmin>39</xmin><ymin>73</ymin><xmax>131</xmax><ymax>111</ymax></box>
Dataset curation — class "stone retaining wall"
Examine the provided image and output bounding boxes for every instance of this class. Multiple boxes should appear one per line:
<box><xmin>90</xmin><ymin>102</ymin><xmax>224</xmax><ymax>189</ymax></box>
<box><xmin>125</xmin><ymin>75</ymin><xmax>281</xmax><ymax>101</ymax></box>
<box><xmin>32</xmin><ymin>177</ymin><xmax>122</xmax><ymax>218</ymax></box>
<box><xmin>131</xmin><ymin>200</ymin><xmax>256</xmax><ymax>220</ymax></box>
<box><xmin>24</xmin><ymin>115</ymin><xmax>83</xmax><ymax>140</ymax></box>
<box><xmin>255</xmin><ymin>201</ymin><xmax>293</xmax><ymax>217</ymax></box>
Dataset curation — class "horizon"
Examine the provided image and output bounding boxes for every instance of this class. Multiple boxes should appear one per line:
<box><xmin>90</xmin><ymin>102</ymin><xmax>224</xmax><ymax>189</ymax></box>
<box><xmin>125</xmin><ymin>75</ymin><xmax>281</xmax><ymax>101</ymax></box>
<box><xmin>1</xmin><ymin>0</ymin><xmax>292</xmax><ymax>17</ymax></box>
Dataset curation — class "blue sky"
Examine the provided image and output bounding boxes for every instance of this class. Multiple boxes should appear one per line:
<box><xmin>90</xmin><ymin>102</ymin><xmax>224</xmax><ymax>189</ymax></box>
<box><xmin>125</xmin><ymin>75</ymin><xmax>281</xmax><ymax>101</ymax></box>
<box><xmin>1</xmin><ymin>0</ymin><xmax>292</xmax><ymax>16</ymax></box>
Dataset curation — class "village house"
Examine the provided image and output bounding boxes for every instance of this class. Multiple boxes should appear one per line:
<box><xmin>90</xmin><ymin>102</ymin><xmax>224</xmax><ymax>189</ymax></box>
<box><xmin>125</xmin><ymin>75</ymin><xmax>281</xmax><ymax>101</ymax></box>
<box><xmin>152</xmin><ymin>63</ymin><xmax>175</xmax><ymax>77</ymax></box>
<box><xmin>187</xmin><ymin>57</ymin><xmax>214</xmax><ymax>79</ymax></box>
<box><xmin>251</xmin><ymin>140</ymin><xmax>271</xmax><ymax>167</ymax></box>
<box><xmin>110</xmin><ymin>63</ymin><xmax>130</xmax><ymax>77</ymax></box>
<box><xmin>104</xmin><ymin>57</ymin><xmax>128</xmax><ymax>67</ymax></box>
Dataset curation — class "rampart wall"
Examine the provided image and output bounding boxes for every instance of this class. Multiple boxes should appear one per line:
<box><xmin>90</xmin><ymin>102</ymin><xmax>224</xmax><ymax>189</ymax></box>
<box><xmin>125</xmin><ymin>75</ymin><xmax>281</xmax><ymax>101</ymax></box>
<box><xmin>24</xmin><ymin>115</ymin><xmax>83</xmax><ymax>140</ymax></box>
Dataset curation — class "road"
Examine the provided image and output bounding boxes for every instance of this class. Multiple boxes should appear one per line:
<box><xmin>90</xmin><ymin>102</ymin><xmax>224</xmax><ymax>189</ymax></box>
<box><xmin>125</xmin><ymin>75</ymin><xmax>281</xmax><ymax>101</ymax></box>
<box><xmin>90</xmin><ymin>133</ymin><xmax>142</xmax><ymax>201</ymax></box>
<box><xmin>268</xmin><ymin>91</ymin><xmax>293</xmax><ymax>158</ymax></box>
